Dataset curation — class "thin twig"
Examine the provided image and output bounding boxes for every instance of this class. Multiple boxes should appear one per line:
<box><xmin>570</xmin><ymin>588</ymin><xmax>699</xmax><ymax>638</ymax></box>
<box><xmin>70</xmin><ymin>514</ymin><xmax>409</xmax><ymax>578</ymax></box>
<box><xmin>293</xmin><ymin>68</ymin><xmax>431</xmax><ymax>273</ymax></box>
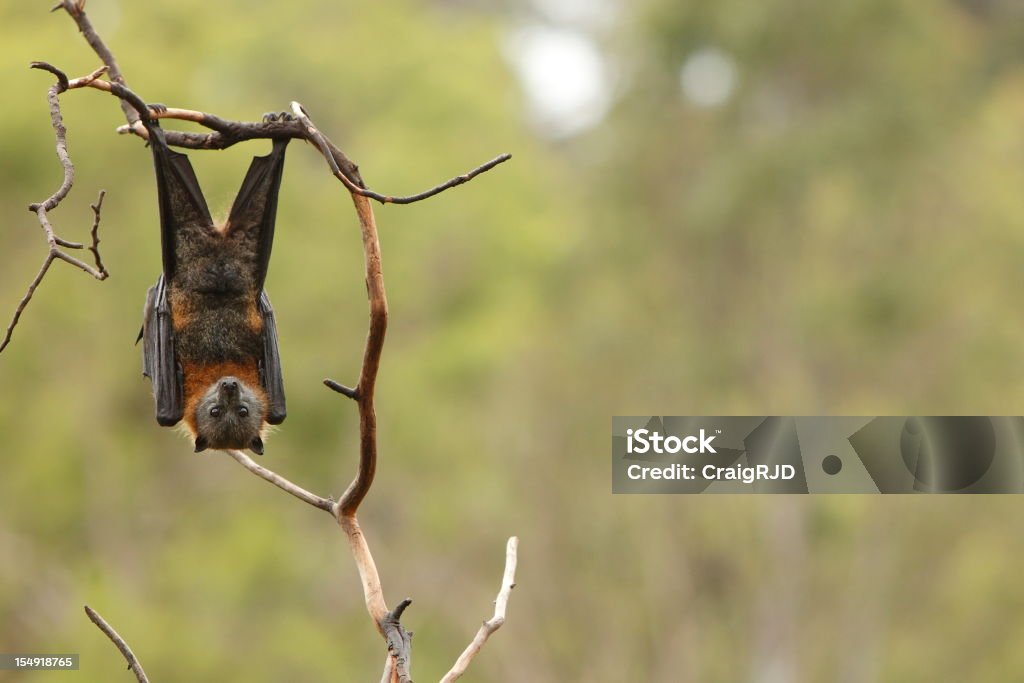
<box><xmin>0</xmin><ymin>65</ymin><xmax>109</xmax><ymax>354</ymax></box>
<box><xmin>55</xmin><ymin>0</ymin><xmax>138</xmax><ymax>125</ymax></box>
<box><xmin>369</xmin><ymin>153</ymin><xmax>511</xmax><ymax>205</ymax></box>
<box><xmin>89</xmin><ymin>190</ymin><xmax>108</xmax><ymax>274</ymax></box>
<box><xmin>440</xmin><ymin>537</ymin><xmax>520</xmax><ymax>683</ymax></box>
<box><xmin>84</xmin><ymin>606</ymin><xmax>150</xmax><ymax>683</ymax></box>
<box><xmin>324</xmin><ymin>378</ymin><xmax>359</xmax><ymax>400</ymax></box>
<box><xmin>224</xmin><ymin>450</ymin><xmax>334</xmax><ymax>512</ymax></box>
<box><xmin>0</xmin><ymin>257</ymin><xmax>56</xmax><ymax>354</ymax></box>
<box><xmin>289</xmin><ymin>101</ymin><xmax>511</xmax><ymax>205</ymax></box>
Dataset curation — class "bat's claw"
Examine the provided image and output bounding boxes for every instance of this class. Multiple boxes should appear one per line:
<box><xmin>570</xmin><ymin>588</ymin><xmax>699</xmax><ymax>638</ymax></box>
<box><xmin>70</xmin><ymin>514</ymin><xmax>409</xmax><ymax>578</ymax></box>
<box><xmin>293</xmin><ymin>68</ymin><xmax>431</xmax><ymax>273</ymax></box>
<box><xmin>262</xmin><ymin>111</ymin><xmax>294</xmax><ymax>124</ymax></box>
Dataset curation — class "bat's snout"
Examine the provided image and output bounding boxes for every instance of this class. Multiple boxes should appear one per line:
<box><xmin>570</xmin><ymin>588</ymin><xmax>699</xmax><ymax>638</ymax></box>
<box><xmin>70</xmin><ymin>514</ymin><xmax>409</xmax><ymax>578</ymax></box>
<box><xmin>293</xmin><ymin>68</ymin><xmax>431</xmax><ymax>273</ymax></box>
<box><xmin>219</xmin><ymin>378</ymin><xmax>240</xmax><ymax>397</ymax></box>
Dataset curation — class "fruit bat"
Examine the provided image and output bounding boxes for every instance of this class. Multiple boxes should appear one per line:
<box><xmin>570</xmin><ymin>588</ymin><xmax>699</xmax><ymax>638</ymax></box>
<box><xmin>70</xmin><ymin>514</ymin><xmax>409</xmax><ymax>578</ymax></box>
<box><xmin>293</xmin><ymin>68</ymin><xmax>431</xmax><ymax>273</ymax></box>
<box><xmin>140</xmin><ymin>115</ymin><xmax>289</xmax><ymax>455</ymax></box>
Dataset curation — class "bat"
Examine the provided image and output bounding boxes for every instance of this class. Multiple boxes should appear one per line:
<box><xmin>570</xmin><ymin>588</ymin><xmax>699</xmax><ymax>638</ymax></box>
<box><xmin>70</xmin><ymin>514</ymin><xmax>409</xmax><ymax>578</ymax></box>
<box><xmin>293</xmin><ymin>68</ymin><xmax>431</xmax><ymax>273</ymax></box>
<box><xmin>140</xmin><ymin>113</ymin><xmax>290</xmax><ymax>455</ymax></box>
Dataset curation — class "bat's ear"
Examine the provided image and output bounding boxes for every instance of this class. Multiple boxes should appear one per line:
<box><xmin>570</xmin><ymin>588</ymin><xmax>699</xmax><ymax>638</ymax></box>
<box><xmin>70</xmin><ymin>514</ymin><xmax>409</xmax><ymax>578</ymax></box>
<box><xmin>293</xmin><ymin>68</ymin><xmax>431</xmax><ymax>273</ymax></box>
<box><xmin>249</xmin><ymin>436</ymin><xmax>265</xmax><ymax>456</ymax></box>
<box><xmin>194</xmin><ymin>435</ymin><xmax>209</xmax><ymax>453</ymax></box>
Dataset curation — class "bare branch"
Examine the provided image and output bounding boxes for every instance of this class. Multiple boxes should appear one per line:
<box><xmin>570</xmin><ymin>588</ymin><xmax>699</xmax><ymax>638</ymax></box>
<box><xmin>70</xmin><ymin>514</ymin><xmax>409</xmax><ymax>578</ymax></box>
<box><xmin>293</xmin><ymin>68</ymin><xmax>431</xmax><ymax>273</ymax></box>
<box><xmin>89</xmin><ymin>190</ymin><xmax>108</xmax><ymax>275</ymax></box>
<box><xmin>336</xmin><ymin>515</ymin><xmax>388</xmax><ymax>624</ymax></box>
<box><xmin>336</xmin><ymin>192</ymin><xmax>388</xmax><ymax>518</ymax></box>
<box><xmin>308</xmin><ymin>120</ymin><xmax>417</xmax><ymax>676</ymax></box>
<box><xmin>225</xmin><ymin>168</ymin><xmax>409</xmax><ymax>671</ymax></box>
<box><xmin>0</xmin><ymin>256</ymin><xmax>56</xmax><ymax>355</ymax></box>
<box><xmin>0</xmin><ymin>65</ymin><xmax>109</xmax><ymax>355</ymax></box>
<box><xmin>380</xmin><ymin>654</ymin><xmax>396</xmax><ymax>683</ymax></box>
<box><xmin>224</xmin><ymin>450</ymin><xmax>334</xmax><ymax>512</ymax></box>
<box><xmin>97</xmin><ymin>90</ymin><xmax>512</xmax><ymax>210</ymax></box>
<box><xmin>373</xmin><ymin>152</ymin><xmax>511</xmax><ymax>205</ymax></box>
<box><xmin>383</xmin><ymin>598</ymin><xmax>414</xmax><ymax>683</ymax></box>
<box><xmin>324</xmin><ymin>378</ymin><xmax>359</xmax><ymax>400</ymax></box>
<box><xmin>84</xmin><ymin>605</ymin><xmax>150</xmax><ymax>683</ymax></box>
<box><xmin>289</xmin><ymin>101</ymin><xmax>511</xmax><ymax>205</ymax></box>
<box><xmin>55</xmin><ymin>0</ymin><xmax>139</xmax><ymax>125</ymax></box>
<box><xmin>440</xmin><ymin>537</ymin><xmax>520</xmax><ymax>683</ymax></box>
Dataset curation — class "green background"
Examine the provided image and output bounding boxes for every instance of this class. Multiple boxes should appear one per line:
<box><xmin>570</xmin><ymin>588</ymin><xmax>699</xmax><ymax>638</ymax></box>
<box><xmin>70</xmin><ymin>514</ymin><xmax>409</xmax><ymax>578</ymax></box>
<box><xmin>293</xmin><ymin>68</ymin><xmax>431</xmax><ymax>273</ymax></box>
<box><xmin>3</xmin><ymin>1</ymin><xmax>1024</xmax><ymax>680</ymax></box>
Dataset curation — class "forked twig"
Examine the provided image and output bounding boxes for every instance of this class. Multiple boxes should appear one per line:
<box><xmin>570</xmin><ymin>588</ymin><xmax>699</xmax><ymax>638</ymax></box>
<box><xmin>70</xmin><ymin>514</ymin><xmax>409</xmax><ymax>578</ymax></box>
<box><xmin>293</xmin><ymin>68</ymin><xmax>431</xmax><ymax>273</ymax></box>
<box><xmin>0</xmin><ymin>62</ymin><xmax>109</xmax><ymax>354</ymax></box>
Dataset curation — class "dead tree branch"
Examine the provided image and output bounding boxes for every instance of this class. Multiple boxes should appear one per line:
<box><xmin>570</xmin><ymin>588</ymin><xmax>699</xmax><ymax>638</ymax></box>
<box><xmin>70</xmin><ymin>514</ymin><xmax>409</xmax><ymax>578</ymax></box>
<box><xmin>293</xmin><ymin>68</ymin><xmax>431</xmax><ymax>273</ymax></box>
<box><xmin>84</xmin><ymin>606</ymin><xmax>150</xmax><ymax>683</ymax></box>
<box><xmin>40</xmin><ymin>2</ymin><xmax>519</xmax><ymax>680</ymax></box>
<box><xmin>225</xmin><ymin>449</ymin><xmax>334</xmax><ymax>512</ymax></box>
<box><xmin>0</xmin><ymin>62</ymin><xmax>109</xmax><ymax>354</ymax></box>
<box><xmin>441</xmin><ymin>537</ymin><xmax>519</xmax><ymax>683</ymax></box>
<box><xmin>53</xmin><ymin>0</ymin><xmax>137</xmax><ymax>125</ymax></box>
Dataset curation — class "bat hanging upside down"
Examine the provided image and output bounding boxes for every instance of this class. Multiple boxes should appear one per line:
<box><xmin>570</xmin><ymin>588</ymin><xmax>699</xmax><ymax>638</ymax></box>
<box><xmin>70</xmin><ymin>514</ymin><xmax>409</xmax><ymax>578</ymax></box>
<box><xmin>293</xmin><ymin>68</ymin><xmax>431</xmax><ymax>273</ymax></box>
<box><xmin>139</xmin><ymin>111</ymin><xmax>291</xmax><ymax>455</ymax></box>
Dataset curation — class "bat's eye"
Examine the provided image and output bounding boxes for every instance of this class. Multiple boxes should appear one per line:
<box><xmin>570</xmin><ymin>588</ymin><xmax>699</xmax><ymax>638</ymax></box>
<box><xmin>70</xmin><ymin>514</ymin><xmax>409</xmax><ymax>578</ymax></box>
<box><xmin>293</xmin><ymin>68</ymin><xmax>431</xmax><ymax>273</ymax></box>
<box><xmin>238</xmin><ymin>406</ymin><xmax>249</xmax><ymax>418</ymax></box>
<box><xmin>210</xmin><ymin>406</ymin><xmax>222</xmax><ymax>418</ymax></box>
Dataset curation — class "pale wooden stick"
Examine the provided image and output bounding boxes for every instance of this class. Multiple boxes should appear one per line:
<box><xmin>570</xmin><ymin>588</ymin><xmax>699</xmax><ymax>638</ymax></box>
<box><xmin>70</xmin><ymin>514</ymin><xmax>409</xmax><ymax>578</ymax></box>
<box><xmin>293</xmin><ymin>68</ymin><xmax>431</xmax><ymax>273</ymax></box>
<box><xmin>440</xmin><ymin>537</ymin><xmax>520</xmax><ymax>683</ymax></box>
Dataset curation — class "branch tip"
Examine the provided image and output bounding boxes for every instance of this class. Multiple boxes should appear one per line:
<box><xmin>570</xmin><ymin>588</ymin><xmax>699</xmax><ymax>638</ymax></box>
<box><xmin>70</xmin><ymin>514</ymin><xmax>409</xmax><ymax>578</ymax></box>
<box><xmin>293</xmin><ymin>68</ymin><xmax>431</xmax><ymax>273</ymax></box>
<box><xmin>30</xmin><ymin>61</ymin><xmax>69</xmax><ymax>90</ymax></box>
<box><xmin>324</xmin><ymin>378</ymin><xmax>359</xmax><ymax>399</ymax></box>
<box><xmin>439</xmin><ymin>536</ymin><xmax>520</xmax><ymax>683</ymax></box>
<box><xmin>388</xmin><ymin>598</ymin><xmax>413</xmax><ymax>622</ymax></box>
<box><xmin>84</xmin><ymin>605</ymin><xmax>150</xmax><ymax>683</ymax></box>
<box><xmin>382</xmin><ymin>598</ymin><xmax>414</xmax><ymax>683</ymax></box>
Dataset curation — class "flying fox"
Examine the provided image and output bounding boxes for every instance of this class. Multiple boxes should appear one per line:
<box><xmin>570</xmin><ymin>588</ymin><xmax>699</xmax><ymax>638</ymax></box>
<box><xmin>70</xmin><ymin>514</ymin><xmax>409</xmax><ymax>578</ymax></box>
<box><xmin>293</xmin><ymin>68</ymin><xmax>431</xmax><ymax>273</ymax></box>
<box><xmin>140</xmin><ymin>112</ymin><xmax>291</xmax><ymax>455</ymax></box>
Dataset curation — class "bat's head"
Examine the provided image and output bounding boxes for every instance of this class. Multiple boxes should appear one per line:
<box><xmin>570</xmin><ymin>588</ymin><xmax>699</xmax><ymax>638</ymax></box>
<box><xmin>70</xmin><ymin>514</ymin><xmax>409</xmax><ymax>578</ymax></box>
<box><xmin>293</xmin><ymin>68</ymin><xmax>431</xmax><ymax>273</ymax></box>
<box><xmin>192</xmin><ymin>376</ymin><xmax>266</xmax><ymax>454</ymax></box>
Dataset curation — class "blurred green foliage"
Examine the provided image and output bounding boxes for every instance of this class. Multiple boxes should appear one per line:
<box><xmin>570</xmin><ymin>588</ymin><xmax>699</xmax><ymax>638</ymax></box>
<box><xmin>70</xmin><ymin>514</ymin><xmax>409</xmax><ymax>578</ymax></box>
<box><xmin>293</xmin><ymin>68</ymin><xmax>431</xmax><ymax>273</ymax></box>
<box><xmin>3</xmin><ymin>1</ymin><xmax>1024</xmax><ymax>681</ymax></box>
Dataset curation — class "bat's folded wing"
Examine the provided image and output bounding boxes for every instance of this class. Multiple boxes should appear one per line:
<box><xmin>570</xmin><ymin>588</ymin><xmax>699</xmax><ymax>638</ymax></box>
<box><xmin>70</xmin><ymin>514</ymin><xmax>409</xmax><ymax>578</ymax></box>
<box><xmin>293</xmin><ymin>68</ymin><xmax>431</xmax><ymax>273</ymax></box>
<box><xmin>147</xmin><ymin>122</ymin><xmax>215</xmax><ymax>280</ymax></box>
<box><xmin>142</xmin><ymin>275</ymin><xmax>184</xmax><ymax>426</ymax></box>
<box><xmin>258</xmin><ymin>290</ymin><xmax>287</xmax><ymax>425</ymax></box>
<box><xmin>226</xmin><ymin>138</ymin><xmax>290</xmax><ymax>292</ymax></box>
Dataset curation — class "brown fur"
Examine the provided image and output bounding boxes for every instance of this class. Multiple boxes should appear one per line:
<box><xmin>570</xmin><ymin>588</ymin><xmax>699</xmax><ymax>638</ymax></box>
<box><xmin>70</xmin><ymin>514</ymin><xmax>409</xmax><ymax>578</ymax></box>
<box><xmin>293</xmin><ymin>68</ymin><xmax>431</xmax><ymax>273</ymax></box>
<box><xmin>169</xmin><ymin>288</ymin><xmax>195</xmax><ymax>332</ymax></box>
<box><xmin>165</xmin><ymin>215</ymin><xmax>271</xmax><ymax>447</ymax></box>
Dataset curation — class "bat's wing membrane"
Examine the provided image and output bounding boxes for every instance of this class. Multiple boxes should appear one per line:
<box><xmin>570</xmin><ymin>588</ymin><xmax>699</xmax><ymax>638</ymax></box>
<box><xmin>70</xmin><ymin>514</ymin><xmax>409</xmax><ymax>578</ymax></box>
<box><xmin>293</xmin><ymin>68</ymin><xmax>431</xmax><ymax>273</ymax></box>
<box><xmin>142</xmin><ymin>121</ymin><xmax>208</xmax><ymax>426</ymax></box>
<box><xmin>142</xmin><ymin>275</ymin><xmax>184</xmax><ymax>426</ymax></box>
<box><xmin>226</xmin><ymin>138</ymin><xmax>290</xmax><ymax>291</ymax></box>
<box><xmin>258</xmin><ymin>290</ymin><xmax>287</xmax><ymax>425</ymax></box>
<box><xmin>148</xmin><ymin>124</ymin><xmax>215</xmax><ymax>280</ymax></box>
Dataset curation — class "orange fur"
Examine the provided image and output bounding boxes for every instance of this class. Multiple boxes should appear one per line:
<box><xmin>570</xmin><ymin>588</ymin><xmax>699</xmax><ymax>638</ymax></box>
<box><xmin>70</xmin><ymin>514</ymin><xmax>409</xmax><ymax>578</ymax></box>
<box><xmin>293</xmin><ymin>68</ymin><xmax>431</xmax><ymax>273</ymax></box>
<box><xmin>180</xmin><ymin>360</ymin><xmax>266</xmax><ymax>436</ymax></box>
<box><xmin>246</xmin><ymin>300</ymin><xmax>263</xmax><ymax>332</ymax></box>
<box><xmin>169</xmin><ymin>288</ymin><xmax>195</xmax><ymax>332</ymax></box>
